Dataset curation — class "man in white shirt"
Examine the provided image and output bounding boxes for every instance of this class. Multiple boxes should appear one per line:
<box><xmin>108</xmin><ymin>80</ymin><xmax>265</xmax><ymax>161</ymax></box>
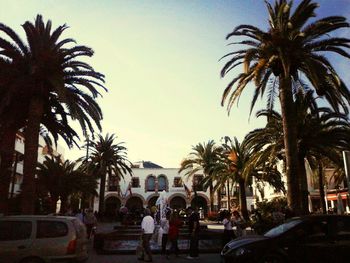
<box><xmin>139</xmin><ymin>208</ymin><xmax>155</xmax><ymax>262</ymax></box>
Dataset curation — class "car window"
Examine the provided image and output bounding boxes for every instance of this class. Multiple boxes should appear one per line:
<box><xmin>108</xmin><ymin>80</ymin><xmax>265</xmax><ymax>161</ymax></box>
<box><xmin>264</xmin><ymin>219</ymin><xmax>302</xmax><ymax>237</ymax></box>
<box><xmin>37</xmin><ymin>220</ymin><xmax>68</xmax><ymax>238</ymax></box>
<box><xmin>0</xmin><ymin>221</ymin><xmax>32</xmax><ymax>241</ymax></box>
<box><xmin>335</xmin><ymin>217</ymin><xmax>350</xmax><ymax>236</ymax></box>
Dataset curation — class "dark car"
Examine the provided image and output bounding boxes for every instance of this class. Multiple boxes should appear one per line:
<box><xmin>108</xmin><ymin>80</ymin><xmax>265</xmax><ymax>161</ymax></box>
<box><xmin>221</xmin><ymin>215</ymin><xmax>350</xmax><ymax>263</ymax></box>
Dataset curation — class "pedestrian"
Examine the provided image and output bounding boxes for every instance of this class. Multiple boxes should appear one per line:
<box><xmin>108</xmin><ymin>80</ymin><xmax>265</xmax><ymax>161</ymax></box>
<box><xmin>186</xmin><ymin>207</ymin><xmax>200</xmax><ymax>260</ymax></box>
<box><xmin>232</xmin><ymin>210</ymin><xmax>246</xmax><ymax>237</ymax></box>
<box><xmin>139</xmin><ymin>208</ymin><xmax>155</xmax><ymax>262</ymax></box>
<box><xmin>76</xmin><ymin>209</ymin><xmax>85</xmax><ymax>223</ymax></box>
<box><xmin>168</xmin><ymin>211</ymin><xmax>182</xmax><ymax>258</ymax></box>
<box><xmin>160</xmin><ymin>211</ymin><xmax>171</xmax><ymax>258</ymax></box>
<box><xmin>222</xmin><ymin>211</ymin><xmax>235</xmax><ymax>247</ymax></box>
<box><xmin>83</xmin><ymin>208</ymin><xmax>97</xmax><ymax>239</ymax></box>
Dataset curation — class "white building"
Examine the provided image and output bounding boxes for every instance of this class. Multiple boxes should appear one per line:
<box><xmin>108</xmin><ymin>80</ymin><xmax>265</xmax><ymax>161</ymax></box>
<box><xmin>92</xmin><ymin>161</ymin><xmax>264</xmax><ymax>217</ymax></box>
<box><xmin>8</xmin><ymin>132</ymin><xmax>65</xmax><ymax>198</ymax></box>
<box><xmin>93</xmin><ymin>161</ymin><xmax>212</xmax><ymax>216</ymax></box>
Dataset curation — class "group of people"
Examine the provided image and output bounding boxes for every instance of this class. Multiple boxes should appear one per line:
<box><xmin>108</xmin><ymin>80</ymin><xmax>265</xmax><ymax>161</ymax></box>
<box><xmin>222</xmin><ymin>210</ymin><xmax>246</xmax><ymax>247</ymax></box>
<box><xmin>76</xmin><ymin>208</ymin><xmax>98</xmax><ymax>239</ymax></box>
<box><xmin>138</xmin><ymin>207</ymin><xmax>200</xmax><ymax>262</ymax></box>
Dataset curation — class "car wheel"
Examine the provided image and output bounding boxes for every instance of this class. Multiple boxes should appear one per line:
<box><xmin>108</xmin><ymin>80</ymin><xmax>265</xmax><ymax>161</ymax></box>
<box><xmin>260</xmin><ymin>254</ymin><xmax>286</xmax><ymax>263</ymax></box>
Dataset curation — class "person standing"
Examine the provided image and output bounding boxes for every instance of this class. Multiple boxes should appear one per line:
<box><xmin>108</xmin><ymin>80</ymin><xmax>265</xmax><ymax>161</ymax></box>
<box><xmin>139</xmin><ymin>208</ymin><xmax>155</xmax><ymax>262</ymax></box>
<box><xmin>76</xmin><ymin>209</ymin><xmax>84</xmax><ymax>223</ymax></box>
<box><xmin>160</xmin><ymin>211</ymin><xmax>170</xmax><ymax>257</ymax></box>
<box><xmin>168</xmin><ymin>211</ymin><xmax>182</xmax><ymax>257</ymax></box>
<box><xmin>83</xmin><ymin>209</ymin><xmax>97</xmax><ymax>239</ymax></box>
<box><xmin>222</xmin><ymin>211</ymin><xmax>235</xmax><ymax>247</ymax></box>
<box><xmin>232</xmin><ymin>211</ymin><xmax>246</xmax><ymax>237</ymax></box>
<box><xmin>186</xmin><ymin>207</ymin><xmax>200</xmax><ymax>259</ymax></box>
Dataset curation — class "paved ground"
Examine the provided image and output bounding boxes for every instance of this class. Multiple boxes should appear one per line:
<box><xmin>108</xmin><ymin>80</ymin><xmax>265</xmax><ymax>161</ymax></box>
<box><xmin>87</xmin><ymin>222</ymin><xmax>221</xmax><ymax>263</ymax></box>
<box><xmin>87</xmin><ymin>250</ymin><xmax>221</xmax><ymax>263</ymax></box>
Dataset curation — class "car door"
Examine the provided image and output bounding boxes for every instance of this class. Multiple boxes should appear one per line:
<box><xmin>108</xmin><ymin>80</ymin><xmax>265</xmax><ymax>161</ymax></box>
<box><xmin>0</xmin><ymin>219</ymin><xmax>34</xmax><ymax>263</ymax></box>
<box><xmin>286</xmin><ymin>219</ymin><xmax>332</xmax><ymax>263</ymax></box>
<box><xmin>329</xmin><ymin>216</ymin><xmax>350</xmax><ymax>262</ymax></box>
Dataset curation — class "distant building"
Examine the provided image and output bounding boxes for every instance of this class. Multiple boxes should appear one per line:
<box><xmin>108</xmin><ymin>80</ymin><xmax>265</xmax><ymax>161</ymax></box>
<box><xmin>93</xmin><ymin>161</ymin><xmax>212</xmax><ymax>217</ymax></box>
<box><xmin>8</xmin><ymin>131</ymin><xmax>65</xmax><ymax>198</ymax></box>
<box><xmin>92</xmin><ymin>160</ymin><xmax>262</xmax><ymax>217</ymax></box>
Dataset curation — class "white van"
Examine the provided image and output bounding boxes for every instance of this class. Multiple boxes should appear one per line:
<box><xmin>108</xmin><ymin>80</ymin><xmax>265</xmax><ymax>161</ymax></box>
<box><xmin>0</xmin><ymin>215</ymin><xmax>89</xmax><ymax>263</ymax></box>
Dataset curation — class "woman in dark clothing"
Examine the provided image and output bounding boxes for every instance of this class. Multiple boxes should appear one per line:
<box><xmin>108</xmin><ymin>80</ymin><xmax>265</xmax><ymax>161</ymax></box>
<box><xmin>168</xmin><ymin>211</ymin><xmax>182</xmax><ymax>257</ymax></box>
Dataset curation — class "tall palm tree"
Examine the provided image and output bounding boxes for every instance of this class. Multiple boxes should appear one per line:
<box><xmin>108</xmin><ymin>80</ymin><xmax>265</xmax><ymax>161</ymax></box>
<box><xmin>37</xmin><ymin>156</ymin><xmax>98</xmax><ymax>213</ymax></box>
<box><xmin>82</xmin><ymin>134</ymin><xmax>132</xmax><ymax>214</ymax></box>
<box><xmin>179</xmin><ymin>140</ymin><xmax>222</xmax><ymax>212</ymax></box>
<box><xmin>0</xmin><ymin>15</ymin><xmax>105</xmax><ymax>214</ymax></box>
<box><xmin>220</xmin><ymin>0</ymin><xmax>350</xmax><ymax>214</ymax></box>
<box><xmin>246</xmin><ymin>90</ymin><xmax>350</xmax><ymax>213</ymax></box>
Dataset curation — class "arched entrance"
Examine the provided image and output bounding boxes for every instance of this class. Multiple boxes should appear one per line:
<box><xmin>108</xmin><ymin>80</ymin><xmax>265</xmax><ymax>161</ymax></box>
<box><xmin>105</xmin><ymin>196</ymin><xmax>121</xmax><ymax>219</ymax></box>
<box><xmin>126</xmin><ymin>196</ymin><xmax>144</xmax><ymax>213</ymax></box>
<box><xmin>170</xmin><ymin>196</ymin><xmax>186</xmax><ymax>210</ymax></box>
<box><xmin>191</xmin><ymin>196</ymin><xmax>208</xmax><ymax>216</ymax></box>
<box><xmin>148</xmin><ymin>195</ymin><xmax>159</xmax><ymax>208</ymax></box>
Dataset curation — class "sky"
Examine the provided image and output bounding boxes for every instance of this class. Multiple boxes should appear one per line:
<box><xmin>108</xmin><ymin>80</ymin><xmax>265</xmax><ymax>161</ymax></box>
<box><xmin>2</xmin><ymin>0</ymin><xmax>350</xmax><ymax>168</ymax></box>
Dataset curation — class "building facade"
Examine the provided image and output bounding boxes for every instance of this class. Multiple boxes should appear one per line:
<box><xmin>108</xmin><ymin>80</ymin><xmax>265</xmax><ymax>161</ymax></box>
<box><xmin>8</xmin><ymin>132</ymin><xmax>65</xmax><ymax>198</ymax></box>
<box><xmin>93</xmin><ymin>161</ymin><xmax>212</xmax><ymax>217</ymax></box>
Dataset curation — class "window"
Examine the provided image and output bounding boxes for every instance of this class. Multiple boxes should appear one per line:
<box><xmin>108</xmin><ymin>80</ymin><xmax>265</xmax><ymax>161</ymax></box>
<box><xmin>108</xmin><ymin>176</ymin><xmax>120</xmax><ymax>191</ymax></box>
<box><xmin>193</xmin><ymin>175</ymin><xmax>204</xmax><ymax>191</ymax></box>
<box><xmin>131</xmin><ymin>177</ymin><xmax>140</xmax><ymax>188</ymax></box>
<box><xmin>221</xmin><ymin>186</ymin><xmax>226</xmax><ymax>195</ymax></box>
<box><xmin>158</xmin><ymin>175</ymin><xmax>167</xmax><ymax>191</ymax></box>
<box><xmin>146</xmin><ymin>176</ymin><xmax>156</xmax><ymax>191</ymax></box>
<box><xmin>221</xmin><ymin>201</ymin><xmax>227</xmax><ymax>208</ymax></box>
<box><xmin>0</xmin><ymin>221</ymin><xmax>32</xmax><ymax>241</ymax></box>
<box><xmin>173</xmin><ymin>177</ymin><xmax>182</xmax><ymax>187</ymax></box>
<box><xmin>37</xmin><ymin>221</ymin><xmax>68</xmax><ymax>238</ymax></box>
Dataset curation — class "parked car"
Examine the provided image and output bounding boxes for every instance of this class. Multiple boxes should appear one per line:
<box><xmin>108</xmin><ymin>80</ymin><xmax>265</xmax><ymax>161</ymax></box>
<box><xmin>0</xmin><ymin>215</ymin><xmax>89</xmax><ymax>263</ymax></box>
<box><xmin>221</xmin><ymin>215</ymin><xmax>350</xmax><ymax>263</ymax></box>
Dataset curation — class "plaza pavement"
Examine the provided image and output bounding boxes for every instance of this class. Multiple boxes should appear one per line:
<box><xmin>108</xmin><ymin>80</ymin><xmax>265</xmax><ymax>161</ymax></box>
<box><xmin>86</xmin><ymin>221</ymin><xmax>222</xmax><ymax>263</ymax></box>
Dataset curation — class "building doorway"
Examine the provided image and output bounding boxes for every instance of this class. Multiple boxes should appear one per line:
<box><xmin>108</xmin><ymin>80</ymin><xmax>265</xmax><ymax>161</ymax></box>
<box><xmin>105</xmin><ymin>196</ymin><xmax>121</xmax><ymax>219</ymax></box>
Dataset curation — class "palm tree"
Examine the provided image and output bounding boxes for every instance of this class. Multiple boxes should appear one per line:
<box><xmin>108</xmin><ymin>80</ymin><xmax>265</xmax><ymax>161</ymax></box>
<box><xmin>179</xmin><ymin>140</ymin><xmax>222</xmax><ymax>212</ymax></box>
<box><xmin>246</xmin><ymin>90</ymin><xmax>350</xmax><ymax>213</ymax></box>
<box><xmin>220</xmin><ymin>0</ymin><xmax>350</xmax><ymax>214</ymax></box>
<box><xmin>37</xmin><ymin>156</ymin><xmax>98</xmax><ymax>213</ymax></box>
<box><xmin>0</xmin><ymin>15</ymin><xmax>105</xmax><ymax>214</ymax></box>
<box><xmin>82</xmin><ymin>134</ymin><xmax>132</xmax><ymax>214</ymax></box>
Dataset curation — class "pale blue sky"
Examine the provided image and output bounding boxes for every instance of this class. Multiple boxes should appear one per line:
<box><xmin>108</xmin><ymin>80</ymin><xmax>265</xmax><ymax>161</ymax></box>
<box><xmin>2</xmin><ymin>0</ymin><xmax>350</xmax><ymax>167</ymax></box>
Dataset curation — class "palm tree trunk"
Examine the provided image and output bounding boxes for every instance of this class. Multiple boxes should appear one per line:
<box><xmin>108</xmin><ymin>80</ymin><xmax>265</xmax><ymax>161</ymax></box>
<box><xmin>318</xmin><ymin>163</ymin><xmax>327</xmax><ymax>214</ymax></box>
<box><xmin>279</xmin><ymin>75</ymin><xmax>301</xmax><ymax>215</ymax></box>
<box><xmin>51</xmin><ymin>196</ymin><xmax>58</xmax><ymax>214</ymax></box>
<box><xmin>60</xmin><ymin>196</ymin><xmax>68</xmax><ymax>214</ymax></box>
<box><xmin>227</xmin><ymin>180</ymin><xmax>231</xmax><ymax>211</ymax></box>
<box><xmin>217</xmin><ymin>189</ymin><xmax>221</xmax><ymax>211</ymax></box>
<box><xmin>21</xmin><ymin>97</ymin><xmax>44</xmax><ymax>214</ymax></box>
<box><xmin>298</xmin><ymin>155</ymin><xmax>309</xmax><ymax>215</ymax></box>
<box><xmin>0</xmin><ymin>128</ymin><xmax>17</xmax><ymax>214</ymax></box>
<box><xmin>98</xmin><ymin>168</ymin><xmax>107</xmax><ymax>215</ymax></box>
<box><xmin>238</xmin><ymin>178</ymin><xmax>248</xmax><ymax>220</ymax></box>
<box><xmin>209</xmin><ymin>183</ymin><xmax>214</xmax><ymax>212</ymax></box>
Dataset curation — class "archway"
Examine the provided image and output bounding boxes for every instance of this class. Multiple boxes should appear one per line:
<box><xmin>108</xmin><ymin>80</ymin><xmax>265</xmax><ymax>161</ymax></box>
<box><xmin>105</xmin><ymin>196</ymin><xmax>121</xmax><ymax>219</ymax></box>
<box><xmin>191</xmin><ymin>195</ymin><xmax>208</xmax><ymax>216</ymax></box>
<box><xmin>126</xmin><ymin>196</ymin><xmax>144</xmax><ymax>213</ymax></box>
<box><xmin>148</xmin><ymin>195</ymin><xmax>159</xmax><ymax>208</ymax></box>
<box><xmin>170</xmin><ymin>196</ymin><xmax>186</xmax><ymax>210</ymax></box>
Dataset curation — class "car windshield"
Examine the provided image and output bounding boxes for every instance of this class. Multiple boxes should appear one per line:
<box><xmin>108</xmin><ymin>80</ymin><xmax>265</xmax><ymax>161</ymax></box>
<box><xmin>264</xmin><ymin>219</ymin><xmax>302</xmax><ymax>238</ymax></box>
